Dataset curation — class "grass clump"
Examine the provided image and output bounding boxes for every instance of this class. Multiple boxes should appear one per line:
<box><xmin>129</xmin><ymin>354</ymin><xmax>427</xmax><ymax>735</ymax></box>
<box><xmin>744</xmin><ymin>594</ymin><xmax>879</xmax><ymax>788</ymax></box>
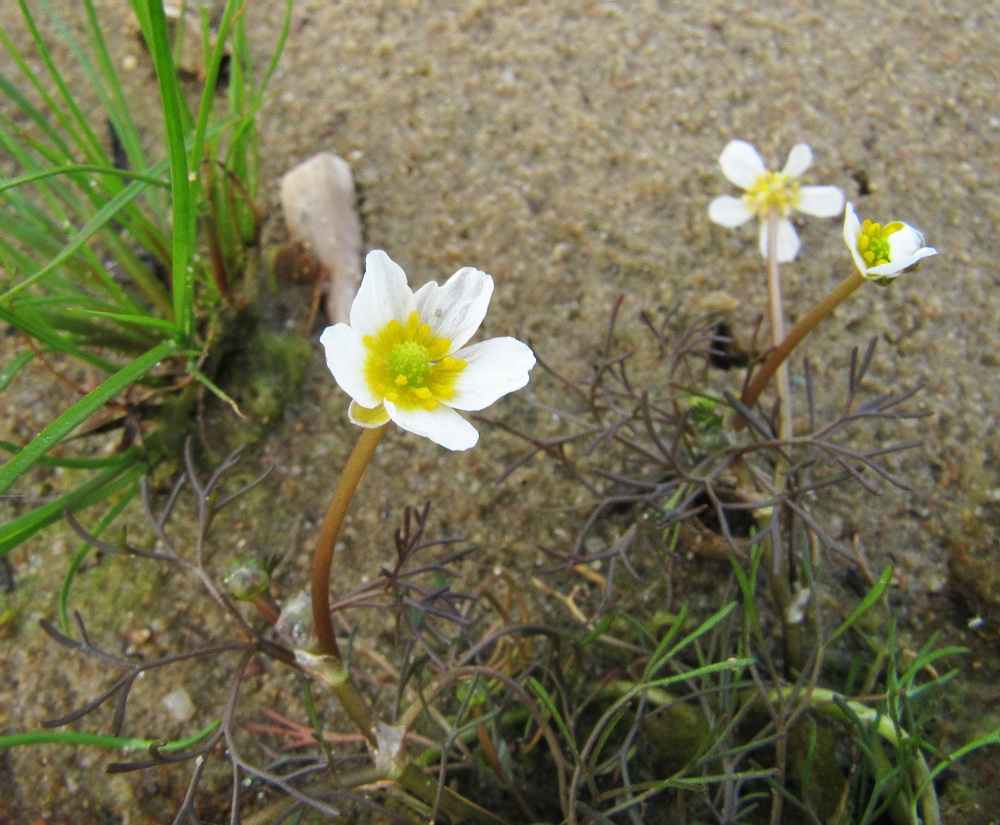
<box><xmin>0</xmin><ymin>0</ymin><xmax>293</xmax><ymax>555</ymax></box>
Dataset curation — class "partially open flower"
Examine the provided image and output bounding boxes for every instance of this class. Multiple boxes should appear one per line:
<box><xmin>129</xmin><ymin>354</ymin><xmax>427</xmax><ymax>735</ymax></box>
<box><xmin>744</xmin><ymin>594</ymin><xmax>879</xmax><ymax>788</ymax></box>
<box><xmin>708</xmin><ymin>140</ymin><xmax>844</xmax><ymax>262</ymax></box>
<box><xmin>843</xmin><ymin>203</ymin><xmax>937</xmax><ymax>285</ymax></box>
<box><xmin>321</xmin><ymin>250</ymin><xmax>535</xmax><ymax>451</ymax></box>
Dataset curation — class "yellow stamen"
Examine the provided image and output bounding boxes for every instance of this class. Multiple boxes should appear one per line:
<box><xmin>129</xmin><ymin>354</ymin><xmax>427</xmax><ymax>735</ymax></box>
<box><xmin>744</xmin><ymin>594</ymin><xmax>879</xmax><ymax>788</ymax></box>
<box><xmin>363</xmin><ymin>311</ymin><xmax>467</xmax><ymax>411</ymax></box>
<box><xmin>743</xmin><ymin>170</ymin><xmax>800</xmax><ymax>216</ymax></box>
<box><xmin>856</xmin><ymin>218</ymin><xmax>904</xmax><ymax>268</ymax></box>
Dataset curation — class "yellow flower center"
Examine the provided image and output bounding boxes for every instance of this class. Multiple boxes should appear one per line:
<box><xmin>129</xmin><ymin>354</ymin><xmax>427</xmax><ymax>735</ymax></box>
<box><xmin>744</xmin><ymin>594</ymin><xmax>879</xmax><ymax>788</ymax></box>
<box><xmin>855</xmin><ymin>218</ymin><xmax>904</xmax><ymax>267</ymax></box>
<box><xmin>363</xmin><ymin>311</ymin><xmax>466</xmax><ymax>411</ymax></box>
<box><xmin>743</xmin><ymin>171</ymin><xmax>799</xmax><ymax>216</ymax></box>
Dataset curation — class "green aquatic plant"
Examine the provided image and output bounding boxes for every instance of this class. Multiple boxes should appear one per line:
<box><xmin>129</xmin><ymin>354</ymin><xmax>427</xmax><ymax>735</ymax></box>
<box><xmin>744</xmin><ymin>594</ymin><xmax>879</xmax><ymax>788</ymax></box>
<box><xmin>2</xmin><ymin>72</ymin><xmax>996</xmax><ymax>822</ymax></box>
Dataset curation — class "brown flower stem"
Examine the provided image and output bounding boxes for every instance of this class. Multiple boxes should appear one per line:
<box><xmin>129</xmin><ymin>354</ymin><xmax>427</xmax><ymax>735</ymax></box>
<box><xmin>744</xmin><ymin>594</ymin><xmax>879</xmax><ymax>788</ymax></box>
<box><xmin>310</xmin><ymin>424</ymin><xmax>388</xmax><ymax>660</ymax></box>
<box><xmin>299</xmin><ymin>423</ymin><xmax>388</xmax><ymax>747</ymax></box>
<box><xmin>741</xmin><ymin>269</ymin><xmax>866</xmax><ymax>416</ymax></box>
<box><xmin>252</xmin><ymin>593</ymin><xmax>281</xmax><ymax>626</ymax></box>
<box><xmin>302</xmin><ymin>422</ymin><xmax>512</xmax><ymax>821</ymax></box>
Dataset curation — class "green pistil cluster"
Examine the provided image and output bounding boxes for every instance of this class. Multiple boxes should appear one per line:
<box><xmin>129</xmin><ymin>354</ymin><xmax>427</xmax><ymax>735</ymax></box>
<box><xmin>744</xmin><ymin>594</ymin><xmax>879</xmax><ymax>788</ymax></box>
<box><xmin>363</xmin><ymin>312</ymin><xmax>466</xmax><ymax>411</ymax></box>
<box><xmin>743</xmin><ymin>171</ymin><xmax>800</xmax><ymax>216</ymax></box>
<box><xmin>857</xmin><ymin>218</ymin><xmax>904</xmax><ymax>267</ymax></box>
<box><xmin>387</xmin><ymin>341</ymin><xmax>432</xmax><ymax>388</ymax></box>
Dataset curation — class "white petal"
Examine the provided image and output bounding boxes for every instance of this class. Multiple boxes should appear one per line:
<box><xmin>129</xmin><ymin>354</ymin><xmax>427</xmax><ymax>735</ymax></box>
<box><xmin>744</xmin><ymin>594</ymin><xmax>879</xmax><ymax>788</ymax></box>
<box><xmin>758</xmin><ymin>218</ymin><xmax>800</xmax><ymax>262</ymax></box>
<box><xmin>708</xmin><ymin>195</ymin><xmax>753</xmax><ymax>227</ymax></box>
<box><xmin>782</xmin><ymin>143</ymin><xmax>813</xmax><ymax>178</ymax></box>
<box><xmin>796</xmin><ymin>185</ymin><xmax>844</xmax><ymax>218</ymax></box>
<box><xmin>718</xmin><ymin>140</ymin><xmax>766</xmax><ymax>189</ymax></box>
<box><xmin>448</xmin><ymin>337</ymin><xmax>536</xmax><ymax>412</ymax></box>
<box><xmin>350</xmin><ymin>250</ymin><xmax>415</xmax><ymax>336</ymax></box>
<box><xmin>842</xmin><ymin>203</ymin><xmax>867</xmax><ymax>275</ymax></box>
<box><xmin>413</xmin><ymin>266</ymin><xmax>494</xmax><ymax>352</ymax></box>
<box><xmin>320</xmin><ymin>323</ymin><xmax>382</xmax><ymax>408</ymax></box>
<box><xmin>386</xmin><ymin>401</ymin><xmax>480</xmax><ymax>451</ymax></box>
<box><xmin>776</xmin><ymin>220</ymin><xmax>801</xmax><ymax>262</ymax></box>
<box><xmin>887</xmin><ymin>223</ymin><xmax>925</xmax><ymax>258</ymax></box>
<box><xmin>867</xmin><ymin>246</ymin><xmax>937</xmax><ymax>276</ymax></box>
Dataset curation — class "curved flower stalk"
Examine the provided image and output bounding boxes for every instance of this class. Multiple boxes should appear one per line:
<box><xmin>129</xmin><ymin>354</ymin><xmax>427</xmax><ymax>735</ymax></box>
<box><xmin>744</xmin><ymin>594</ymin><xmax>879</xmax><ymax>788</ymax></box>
<box><xmin>843</xmin><ymin>202</ymin><xmax>937</xmax><ymax>286</ymax></box>
<box><xmin>708</xmin><ymin>140</ymin><xmax>844</xmax><ymax>262</ymax></box>
<box><xmin>321</xmin><ymin>250</ymin><xmax>536</xmax><ymax>451</ymax></box>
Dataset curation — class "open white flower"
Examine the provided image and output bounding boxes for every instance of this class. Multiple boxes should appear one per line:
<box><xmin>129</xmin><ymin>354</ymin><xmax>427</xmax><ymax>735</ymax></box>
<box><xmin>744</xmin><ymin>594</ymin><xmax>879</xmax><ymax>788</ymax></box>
<box><xmin>708</xmin><ymin>140</ymin><xmax>844</xmax><ymax>262</ymax></box>
<box><xmin>320</xmin><ymin>250</ymin><xmax>536</xmax><ymax>451</ymax></box>
<box><xmin>843</xmin><ymin>203</ymin><xmax>937</xmax><ymax>285</ymax></box>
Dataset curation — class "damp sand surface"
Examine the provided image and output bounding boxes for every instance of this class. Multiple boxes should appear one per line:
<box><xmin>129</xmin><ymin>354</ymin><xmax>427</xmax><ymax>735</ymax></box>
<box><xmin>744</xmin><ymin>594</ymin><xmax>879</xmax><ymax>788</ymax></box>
<box><xmin>2</xmin><ymin>1</ymin><xmax>999</xmax><ymax>821</ymax></box>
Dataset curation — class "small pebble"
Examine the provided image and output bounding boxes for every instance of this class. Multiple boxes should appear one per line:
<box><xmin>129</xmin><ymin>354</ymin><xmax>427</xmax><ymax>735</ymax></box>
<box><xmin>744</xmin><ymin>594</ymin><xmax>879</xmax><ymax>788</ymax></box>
<box><xmin>162</xmin><ymin>687</ymin><xmax>195</xmax><ymax>723</ymax></box>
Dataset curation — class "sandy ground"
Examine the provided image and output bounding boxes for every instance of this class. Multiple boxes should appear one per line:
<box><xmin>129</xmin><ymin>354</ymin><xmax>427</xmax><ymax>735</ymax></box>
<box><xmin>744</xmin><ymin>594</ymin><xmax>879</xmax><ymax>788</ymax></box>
<box><xmin>2</xmin><ymin>0</ymin><xmax>999</xmax><ymax>821</ymax></box>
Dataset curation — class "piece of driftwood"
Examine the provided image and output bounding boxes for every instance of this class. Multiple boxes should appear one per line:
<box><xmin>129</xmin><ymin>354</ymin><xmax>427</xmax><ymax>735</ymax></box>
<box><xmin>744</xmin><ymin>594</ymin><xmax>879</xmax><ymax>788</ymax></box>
<box><xmin>279</xmin><ymin>153</ymin><xmax>363</xmax><ymax>326</ymax></box>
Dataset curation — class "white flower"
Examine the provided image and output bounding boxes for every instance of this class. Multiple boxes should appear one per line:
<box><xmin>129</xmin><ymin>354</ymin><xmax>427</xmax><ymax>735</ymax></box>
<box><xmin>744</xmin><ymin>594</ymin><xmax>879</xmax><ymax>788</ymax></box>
<box><xmin>708</xmin><ymin>140</ymin><xmax>844</xmax><ymax>262</ymax></box>
<box><xmin>843</xmin><ymin>203</ymin><xmax>937</xmax><ymax>285</ymax></box>
<box><xmin>320</xmin><ymin>250</ymin><xmax>536</xmax><ymax>451</ymax></box>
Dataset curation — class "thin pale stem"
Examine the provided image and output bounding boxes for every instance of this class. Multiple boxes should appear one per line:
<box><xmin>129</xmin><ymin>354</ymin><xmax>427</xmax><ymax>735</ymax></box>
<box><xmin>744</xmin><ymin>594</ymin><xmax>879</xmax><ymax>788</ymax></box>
<box><xmin>310</xmin><ymin>424</ymin><xmax>387</xmax><ymax>660</ymax></box>
<box><xmin>742</xmin><ymin>269</ymin><xmax>866</xmax><ymax>412</ymax></box>
<box><xmin>763</xmin><ymin>211</ymin><xmax>796</xmax><ymax>675</ymax></box>
<box><xmin>765</xmin><ymin>210</ymin><xmax>793</xmax><ymax>441</ymax></box>
<box><xmin>742</xmin><ymin>262</ymin><xmax>869</xmax><ymax>671</ymax></box>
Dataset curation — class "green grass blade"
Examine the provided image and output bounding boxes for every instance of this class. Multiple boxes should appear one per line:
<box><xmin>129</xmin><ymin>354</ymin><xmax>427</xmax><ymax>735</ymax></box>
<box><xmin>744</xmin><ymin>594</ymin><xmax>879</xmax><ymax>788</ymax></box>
<box><xmin>81</xmin><ymin>0</ymin><xmax>147</xmax><ymax>175</ymax></box>
<box><xmin>643</xmin><ymin>603</ymin><xmax>690</xmax><ymax>679</ymax></box>
<box><xmin>0</xmin><ymin>338</ymin><xmax>178</xmax><ymax>497</ymax></box>
<box><xmin>14</xmin><ymin>0</ymin><xmax>107</xmax><ymax>162</ymax></box>
<box><xmin>0</xmin><ymin>351</ymin><xmax>34</xmax><ymax>393</ymax></box>
<box><xmin>190</xmin><ymin>0</ymin><xmax>242</xmax><ymax>163</ymax></box>
<box><xmin>0</xmin><ymin>303</ymin><xmax>138</xmax><ymax>375</ymax></box>
<box><xmin>0</xmin><ymin>165</ymin><xmax>169</xmax><ymax>193</ymax></box>
<box><xmin>643</xmin><ymin>657</ymin><xmax>753</xmax><ymax>694</ymax></box>
<box><xmin>527</xmin><ymin>676</ymin><xmax>577</xmax><ymax>754</ymax></box>
<box><xmin>255</xmin><ymin>0</ymin><xmax>295</xmax><ymax>99</ymax></box>
<box><xmin>0</xmin><ymin>721</ymin><xmax>220</xmax><ymax>753</ymax></box>
<box><xmin>68</xmin><ymin>309</ymin><xmax>183</xmax><ymax>334</ymax></box>
<box><xmin>59</xmin><ymin>479</ymin><xmax>142</xmax><ymax>631</ymax></box>
<box><xmin>0</xmin><ymin>452</ymin><xmax>145</xmax><ymax>556</ymax></box>
<box><xmin>645</xmin><ymin>602</ymin><xmax>737</xmax><ymax>680</ymax></box>
<box><xmin>828</xmin><ymin>565</ymin><xmax>893</xmax><ymax>644</ymax></box>
<box><xmin>2</xmin><ymin>4</ymin><xmax>102</xmax><ymax>161</ymax></box>
<box><xmin>0</xmin><ymin>175</ymin><xmax>174</xmax><ymax>316</ymax></box>
<box><xmin>0</xmin><ymin>441</ymin><xmax>143</xmax><ymax>470</ymax></box>
<box><xmin>129</xmin><ymin>0</ymin><xmax>196</xmax><ymax>344</ymax></box>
